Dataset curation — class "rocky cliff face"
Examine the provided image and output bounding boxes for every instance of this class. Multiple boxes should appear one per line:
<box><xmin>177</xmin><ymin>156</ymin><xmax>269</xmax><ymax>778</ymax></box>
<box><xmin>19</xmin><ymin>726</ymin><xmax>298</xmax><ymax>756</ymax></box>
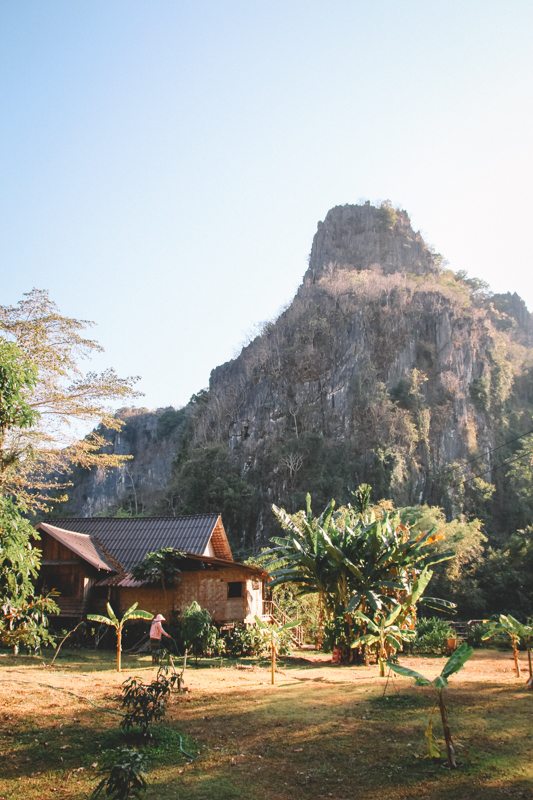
<box><xmin>56</xmin><ymin>204</ymin><xmax>533</xmax><ymax>551</ymax></box>
<box><xmin>60</xmin><ymin>407</ymin><xmax>187</xmax><ymax>517</ymax></box>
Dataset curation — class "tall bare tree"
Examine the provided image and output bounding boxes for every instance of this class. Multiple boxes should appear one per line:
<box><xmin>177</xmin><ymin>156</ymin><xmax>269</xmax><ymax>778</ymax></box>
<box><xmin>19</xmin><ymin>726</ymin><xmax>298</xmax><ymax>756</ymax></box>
<box><xmin>0</xmin><ymin>289</ymin><xmax>139</xmax><ymax>510</ymax></box>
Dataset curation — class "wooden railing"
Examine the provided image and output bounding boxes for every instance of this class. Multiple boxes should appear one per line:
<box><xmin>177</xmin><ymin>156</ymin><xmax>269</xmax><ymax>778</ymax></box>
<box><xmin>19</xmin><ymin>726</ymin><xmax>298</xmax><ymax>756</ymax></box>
<box><xmin>263</xmin><ymin>599</ymin><xmax>304</xmax><ymax>647</ymax></box>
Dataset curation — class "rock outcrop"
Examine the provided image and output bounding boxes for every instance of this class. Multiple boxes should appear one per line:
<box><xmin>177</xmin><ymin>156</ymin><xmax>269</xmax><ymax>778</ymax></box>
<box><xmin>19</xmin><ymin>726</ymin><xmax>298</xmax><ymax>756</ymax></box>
<box><xmin>305</xmin><ymin>203</ymin><xmax>437</xmax><ymax>283</ymax></box>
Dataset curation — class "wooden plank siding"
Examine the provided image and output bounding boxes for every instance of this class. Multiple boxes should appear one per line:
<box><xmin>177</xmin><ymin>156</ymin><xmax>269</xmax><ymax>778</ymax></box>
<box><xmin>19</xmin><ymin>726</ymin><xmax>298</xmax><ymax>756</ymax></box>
<box><xmin>208</xmin><ymin>516</ymin><xmax>233</xmax><ymax>560</ymax></box>
<box><xmin>36</xmin><ymin>537</ymin><xmax>100</xmax><ymax>618</ymax></box>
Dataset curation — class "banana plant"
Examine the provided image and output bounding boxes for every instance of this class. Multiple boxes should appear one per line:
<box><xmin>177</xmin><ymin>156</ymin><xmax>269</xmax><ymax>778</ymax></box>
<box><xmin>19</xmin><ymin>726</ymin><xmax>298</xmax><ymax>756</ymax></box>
<box><xmin>350</xmin><ymin>567</ymin><xmax>433</xmax><ymax>675</ymax></box>
<box><xmin>255</xmin><ymin>616</ymin><xmax>300</xmax><ymax>685</ymax></box>
<box><xmin>88</xmin><ymin>602</ymin><xmax>153</xmax><ymax>672</ymax></box>
<box><xmin>482</xmin><ymin>614</ymin><xmax>532</xmax><ymax>683</ymax></box>
<box><xmin>268</xmin><ymin>490</ymin><xmax>455</xmax><ymax>660</ymax></box>
<box><xmin>388</xmin><ymin>642</ymin><xmax>474</xmax><ymax>768</ymax></box>
<box><xmin>350</xmin><ymin>605</ymin><xmax>416</xmax><ymax>677</ymax></box>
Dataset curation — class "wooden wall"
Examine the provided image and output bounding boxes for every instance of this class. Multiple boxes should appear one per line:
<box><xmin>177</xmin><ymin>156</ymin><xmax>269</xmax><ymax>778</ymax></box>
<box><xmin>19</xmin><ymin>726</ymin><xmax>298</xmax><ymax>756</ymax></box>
<box><xmin>117</xmin><ymin>566</ymin><xmax>264</xmax><ymax>624</ymax></box>
<box><xmin>37</xmin><ymin>536</ymin><xmax>96</xmax><ymax>617</ymax></box>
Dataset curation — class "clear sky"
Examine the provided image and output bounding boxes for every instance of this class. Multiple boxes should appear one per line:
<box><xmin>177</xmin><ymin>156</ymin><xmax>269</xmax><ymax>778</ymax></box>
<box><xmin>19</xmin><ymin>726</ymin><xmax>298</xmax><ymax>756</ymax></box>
<box><xmin>2</xmin><ymin>1</ymin><xmax>532</xmax><ymax>411</ymax></box>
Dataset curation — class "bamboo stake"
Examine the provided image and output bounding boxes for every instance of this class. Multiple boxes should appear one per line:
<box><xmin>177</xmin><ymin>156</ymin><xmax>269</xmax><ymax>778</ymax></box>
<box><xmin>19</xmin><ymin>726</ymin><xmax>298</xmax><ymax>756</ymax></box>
<box><xmin>117</xmin><ymin>626</ymin><xmax>122</xmax><ymax>672</ymax></box>
<box><xmin>438</xmin><ymin>690</ymin><xmax>457</xmax><ymax>769</ymax></box>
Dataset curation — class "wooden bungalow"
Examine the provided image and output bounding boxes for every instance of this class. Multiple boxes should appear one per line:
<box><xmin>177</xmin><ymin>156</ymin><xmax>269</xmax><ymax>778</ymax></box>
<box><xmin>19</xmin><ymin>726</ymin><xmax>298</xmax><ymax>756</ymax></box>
<box><xmin>36</xmin><ymin>514</ymin><xmax>267</xmax><ymax>625</ymax></box>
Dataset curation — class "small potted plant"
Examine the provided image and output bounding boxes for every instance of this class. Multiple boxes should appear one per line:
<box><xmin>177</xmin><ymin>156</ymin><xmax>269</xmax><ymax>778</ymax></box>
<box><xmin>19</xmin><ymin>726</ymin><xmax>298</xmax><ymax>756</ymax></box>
<box><xmin>446</xmin><ymin>634</ymin><xmax>458</xmax><ymax>654</ymax></box>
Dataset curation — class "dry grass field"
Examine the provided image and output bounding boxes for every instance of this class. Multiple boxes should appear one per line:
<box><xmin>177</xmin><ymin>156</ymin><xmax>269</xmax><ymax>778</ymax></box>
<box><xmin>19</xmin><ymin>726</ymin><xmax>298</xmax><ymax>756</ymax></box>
<box><xmin>0</xmin><ymin>648</ymin><xmax>531</xmax><ymax>800</ymax></box>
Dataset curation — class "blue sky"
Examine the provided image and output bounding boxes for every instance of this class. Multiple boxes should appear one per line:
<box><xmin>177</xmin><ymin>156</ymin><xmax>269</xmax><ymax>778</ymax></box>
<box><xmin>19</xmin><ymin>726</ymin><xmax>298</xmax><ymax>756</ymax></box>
<box><xmin>2</xmin><ymin>1</ymin><xmax>532</xmax><ymax>411</ymax></box>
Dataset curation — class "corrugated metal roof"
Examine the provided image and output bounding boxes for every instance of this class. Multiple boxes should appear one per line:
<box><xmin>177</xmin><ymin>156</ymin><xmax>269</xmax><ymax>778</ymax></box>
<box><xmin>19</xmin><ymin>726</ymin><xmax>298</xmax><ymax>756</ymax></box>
<box><xmin>44</xmin><ymin>514</ymin><xmax>221</xmax><ymax>570</ymax></box>
<box><xmin>38</xmin><ymin>523</ymin><xmax>114</xmax><ymax>572</ymax></box>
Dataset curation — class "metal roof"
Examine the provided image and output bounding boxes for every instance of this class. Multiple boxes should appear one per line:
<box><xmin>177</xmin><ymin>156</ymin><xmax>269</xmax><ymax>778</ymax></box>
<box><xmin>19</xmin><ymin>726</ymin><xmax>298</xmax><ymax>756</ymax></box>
<box><xmin>38</xmin><ymin>523</ymin><xmax>114</xmax><ymax>572</ymax></box>
<box><xmin>44</xmin><ymin>514</ymin><xmax>221</xmax><ymax>571</ymax></box>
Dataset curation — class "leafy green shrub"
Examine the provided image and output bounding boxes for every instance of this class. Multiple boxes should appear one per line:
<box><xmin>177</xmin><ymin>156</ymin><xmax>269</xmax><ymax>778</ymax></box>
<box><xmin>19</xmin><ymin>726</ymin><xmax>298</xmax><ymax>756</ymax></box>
<box><xmin>180</xmin><ymin>601</ymin><xmax>225</xmax><ymax>658</ymax></box>
<box><xmin>222</xmin><ymin>623</ymin><xmax>265</xmax><ymax>657</ymax></box>
<box><xmin>413</xmin><ymin>617</ymin><xmax>454</xmax><ymax>655</ymax></box>
<box><xmin>121</xmin><ymin>673</ymin><xmax>180</xmax><ymax>738</ymax></box>
<box><xmin>91</xmin><ymin>747</ymin><xmax>147</xmax><ymax>799</ymax></box>
<box><xmin>465</xmin><ymin>622</ymin><xmax>489</xmax><ymax>647</ymax></box>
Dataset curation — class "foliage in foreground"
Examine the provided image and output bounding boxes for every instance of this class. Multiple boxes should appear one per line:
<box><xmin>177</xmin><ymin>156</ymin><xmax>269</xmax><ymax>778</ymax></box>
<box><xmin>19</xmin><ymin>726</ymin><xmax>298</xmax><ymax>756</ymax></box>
<box><xmin>121</xmin><ymin>671</ymin><xmax>181</xmax><ymax>739</ymax></box>
<box><xmin>88</xmin><ymin>603</ymin><xmax>153</xmax><ymax>672</ymax></box>
<box><xmin>91</xmin><ymin>748</ymin><xmax>147</xmax><ymax>800</ymax></box>
<box><xmin>388</xmin><ymin>642</ymin><xmax>474</xmax><ymax>769</ymax></box>
<box><xmin>0</xmin><ymin>496</ymin><xmax>58</xmax><ymax>650</ymax></box>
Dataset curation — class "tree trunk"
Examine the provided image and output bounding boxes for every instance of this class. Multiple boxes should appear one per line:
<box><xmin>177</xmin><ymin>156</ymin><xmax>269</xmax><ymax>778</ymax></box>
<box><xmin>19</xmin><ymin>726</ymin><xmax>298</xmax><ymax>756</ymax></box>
<box><xmin>512</xmin><ymin>641</ymin><xmax>521</xmax><ymax>678</ymax></box>
<box><xmin>438</xmin><ymin>690</ymin><xmax>457</xmax><ymax>769</ymax></box>
<box><xmin>117</xmin><ymin>627</ymin><xmax>122</xmax><ymax>672</ymax></box>
<box><xmin>271</xmin><ymin>640</ymin><xmax>276</xmax><ymax>685</ymax></box>
<box><xmin>315</xmin><ymin>596</ymin><xmax>325</xmax><ymax>649</ymax></box>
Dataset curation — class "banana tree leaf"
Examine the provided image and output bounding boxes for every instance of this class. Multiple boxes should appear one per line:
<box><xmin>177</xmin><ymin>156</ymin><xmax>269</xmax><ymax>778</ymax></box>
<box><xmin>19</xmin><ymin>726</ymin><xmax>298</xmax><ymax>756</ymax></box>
<box><xmin>367</xmin><ymin>591</ymin><xmax>384</xmax><ymax>613</ymax></box>
<box><xmin>384</xmin><ymin>602</ymin><xmax>403</xmax><ymax>627</ymax></box>
<box><xmin>424</xmin><ymin>550</ymin><xmax>456</xmax><ymax>567</ymax></box>
<box><xmin>347</xmin><ymin>593</ymin><xmax>362</xmax><ymax>612</ymax></box>
<box><xmin>433</xmin><ymin>675</ymin><xmax>448</xmax><ymax>690</ymax></box>
<box><xmin>379</xmin><ymin>580</ymin><xmax>405</xmax><ymax>590</ymax></box>
<box><xmin>351</xmin><ymin>634</ymin><xmax>379</xmax><ymax>648</ymax></box>
<box><xmin>342</xmin><ymin>558</ymin><xmax>364</xmax><ymax>581</ymax></box>
<box><xmin>499</xmin><ymin>614</ymin><xmax>525</xmax><ymax>636</ymax></box>
<box><xmin>106</xmin><ymin>602</ymin><xmax>119</xmax><ymax>623</ymax></box>
<box><xmin>87</xmin><ymin>614</ymin><xmax>115</xmax><ymax>626</ymax></box>
<box><xmin>387</xmin><ymin>662</ymin><xmax>431</xmax><ymax>685</ymax></box>
<box><xmin>412</xmin><ymin>526</ymin><xmax>438</xmax><ymax>546</ymax></box>
<box><xmin>385</xmin><ymin>633</ymin><xmax>403</xmax><ymax>650</ymax></box>
<box><xmin>352</xmin><ymin>610</ymin><xmax>377</xmax><ymax>630</ymax></box>
<box><xmin>124</xmin><ymin>610</ymin><xmax>153</xmax><ymax>622</ymax></box>
<box><xmin>281</xmin><ymin>619</ymin><xmax>301</xmax><ymax>631</ymax></box>
<box><xmin>407</xmin><ymin>568</ymin><xmax>433</xmax><ymax>606</ymax></box>
<box><xmin>441</xmin><ymin>642</ymin><xmax>474</xmax><ymax>679</ymax></box>
<box><xmin>419</xmin><ymin>596</ymin><xmax>457</xmax><ymax>614</ymax></box>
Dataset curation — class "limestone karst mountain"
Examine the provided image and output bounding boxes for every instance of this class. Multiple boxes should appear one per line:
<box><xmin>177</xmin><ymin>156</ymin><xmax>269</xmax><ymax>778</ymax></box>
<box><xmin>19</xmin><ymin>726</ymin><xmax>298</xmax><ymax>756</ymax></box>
<box><xmin>58</xmin><ymin>203</ymin><xmax>533</xmax><ymax>554</ymax></box>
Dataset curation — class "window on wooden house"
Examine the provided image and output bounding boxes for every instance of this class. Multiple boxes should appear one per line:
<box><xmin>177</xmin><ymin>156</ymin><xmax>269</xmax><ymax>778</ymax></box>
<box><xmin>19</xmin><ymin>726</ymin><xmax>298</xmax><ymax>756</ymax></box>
<box><xmin>227</xmin><ymin>581</ymin><xmax>243</xmax><ymax>598</ymax></box>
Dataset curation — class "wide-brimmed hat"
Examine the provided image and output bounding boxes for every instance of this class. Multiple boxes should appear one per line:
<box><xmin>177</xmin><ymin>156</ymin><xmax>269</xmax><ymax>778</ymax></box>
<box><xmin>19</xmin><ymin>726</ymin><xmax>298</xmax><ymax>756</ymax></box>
<box><xmin>153</xmin><ymin>614</ymin><xmax>166</xmax><ymax>622</ymax></box>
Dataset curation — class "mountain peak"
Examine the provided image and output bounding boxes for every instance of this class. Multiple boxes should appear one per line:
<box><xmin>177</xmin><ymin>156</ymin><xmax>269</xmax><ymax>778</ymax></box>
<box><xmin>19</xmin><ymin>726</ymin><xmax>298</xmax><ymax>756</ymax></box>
<box><xmin>305</xmin><ymin>202</ymin><xmax>438</xmax><ymax>283</ymax></box>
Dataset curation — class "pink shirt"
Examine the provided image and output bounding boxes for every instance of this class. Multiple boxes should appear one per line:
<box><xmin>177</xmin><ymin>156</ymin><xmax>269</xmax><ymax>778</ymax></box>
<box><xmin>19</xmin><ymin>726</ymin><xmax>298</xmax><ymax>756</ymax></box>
<box><xmin>150</xmin><ymin>620</ymin><xmax>166</xmax><ymax>640</ymax></box>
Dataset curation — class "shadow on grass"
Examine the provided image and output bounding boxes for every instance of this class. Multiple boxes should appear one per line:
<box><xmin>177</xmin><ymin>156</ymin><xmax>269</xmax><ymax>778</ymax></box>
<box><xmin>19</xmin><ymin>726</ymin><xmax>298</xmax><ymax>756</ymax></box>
<box><xmin>2</xmin><ymin>657</ymin><xmax>531</xmax><ymax>800</ymax></box>
<box><xmin>0</xmin><ymin>706</ymin><xmax>196</xmax><ymax>783</ymax></box>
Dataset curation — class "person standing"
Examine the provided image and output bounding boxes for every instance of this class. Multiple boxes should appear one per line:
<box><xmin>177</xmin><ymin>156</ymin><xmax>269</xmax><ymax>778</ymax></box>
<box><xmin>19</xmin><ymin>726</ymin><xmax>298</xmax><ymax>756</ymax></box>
<box><xmin>149</xmin><ymin>613</ymin><xmax>171</xmax><ymax>664</ymax></box>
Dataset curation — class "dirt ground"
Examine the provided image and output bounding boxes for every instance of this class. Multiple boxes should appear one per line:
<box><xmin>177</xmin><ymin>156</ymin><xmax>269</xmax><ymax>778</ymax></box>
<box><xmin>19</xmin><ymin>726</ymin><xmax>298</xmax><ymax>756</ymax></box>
<box><xmin>0</xmin><ymin>648</ymin><xmax>531</xmax><ymax>800</ymax></box>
